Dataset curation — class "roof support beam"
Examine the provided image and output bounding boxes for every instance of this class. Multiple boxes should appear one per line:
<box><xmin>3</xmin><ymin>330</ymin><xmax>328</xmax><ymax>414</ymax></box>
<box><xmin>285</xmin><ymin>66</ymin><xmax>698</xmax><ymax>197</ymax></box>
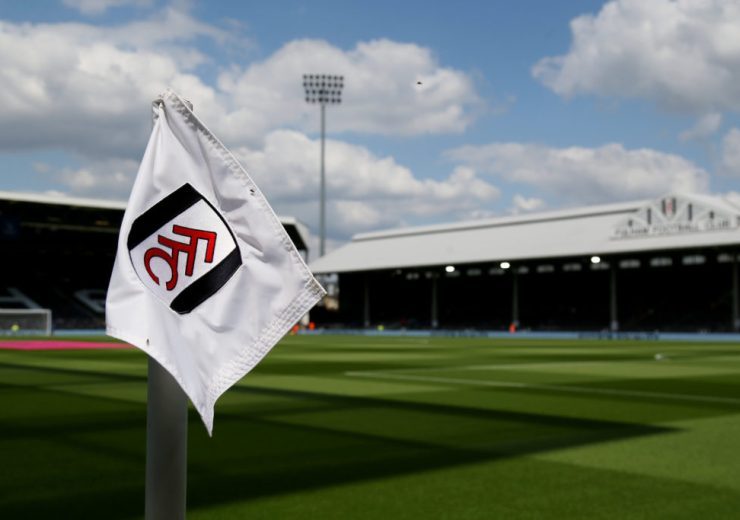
<box><xmin>511</xmin><ymin>270</ymin><xmax>519</xmax><ymax>330</ymax></box>
<box><xmin>610</xmin><ymin>265</ymin><xmax>619</xmax><ymax>332</ymax></box>
<box><xmin>363</xmin><ymin>274</ymin><xmax>370</xmax><ymax>329</ymax></box>
<box><xmin>733</xmin><ymin>254</ymin><xmax>739</xmax><ymax>332</ymax></box>
<box><xmin>431</xmin><ymin>276</ymin><xmax>438</xmax><ymax>329</ymax></box>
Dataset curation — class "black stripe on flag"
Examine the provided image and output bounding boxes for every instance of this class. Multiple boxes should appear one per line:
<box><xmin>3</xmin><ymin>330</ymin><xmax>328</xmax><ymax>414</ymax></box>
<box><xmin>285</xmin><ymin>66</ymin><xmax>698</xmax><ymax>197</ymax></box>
<box><xmin>170</xmin><ymin>248</ymin><xmax>242</xmax><ymax>314</ymax></box>
<box><xmin>127</xmin><ymin>183</ymin><xmax>202</xmax><ymax>250</ymax></box>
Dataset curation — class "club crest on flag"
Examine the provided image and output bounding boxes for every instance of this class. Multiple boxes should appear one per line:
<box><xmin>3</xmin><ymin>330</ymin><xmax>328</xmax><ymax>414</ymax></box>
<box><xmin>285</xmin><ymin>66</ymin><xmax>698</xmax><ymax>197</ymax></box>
<box><xmin>127</xmin><ymin>183</ymin><xmax>242</xmax><ymax>314</ymax></box>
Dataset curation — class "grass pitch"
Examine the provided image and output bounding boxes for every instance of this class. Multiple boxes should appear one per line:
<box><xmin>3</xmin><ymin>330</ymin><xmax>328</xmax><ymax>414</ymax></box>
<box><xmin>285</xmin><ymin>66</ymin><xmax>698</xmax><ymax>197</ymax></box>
<box><xmin>2</xmin><ymin>335</ymin><xmax>740</xmax><ymax>519</ymax></box>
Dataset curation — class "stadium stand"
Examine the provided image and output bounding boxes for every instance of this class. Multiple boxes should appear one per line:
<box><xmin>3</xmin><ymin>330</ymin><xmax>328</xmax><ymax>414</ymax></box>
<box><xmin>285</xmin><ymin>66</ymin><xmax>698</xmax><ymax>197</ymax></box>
<box><xmin>311</xmin><ymin>193</ymin><xmax>740</xmax><ymax>333</ymax></box>
<box><xmin>0</xmin><ymin>191</ymin><xmax>311</xmax><ymax>332</ymax></box>
<box><xmin>3</xmin><ymin>189</ymin><xmax>738</xmax><ymax>333</ymax></box>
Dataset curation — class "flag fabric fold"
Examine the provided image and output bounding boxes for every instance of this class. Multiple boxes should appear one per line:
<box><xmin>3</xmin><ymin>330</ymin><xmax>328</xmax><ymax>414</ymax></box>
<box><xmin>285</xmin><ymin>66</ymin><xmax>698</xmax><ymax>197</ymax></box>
<box><xmin>106</xmin><ymin>89</ymin><xmax>325</xmax><ymax>434</ymax></box>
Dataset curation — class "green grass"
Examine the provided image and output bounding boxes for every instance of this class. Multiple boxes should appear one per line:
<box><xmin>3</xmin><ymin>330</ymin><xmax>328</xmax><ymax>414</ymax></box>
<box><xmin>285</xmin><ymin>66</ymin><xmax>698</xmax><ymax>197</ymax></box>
<box><xmin>2</xmin><ymin>335</ymin><xmax>740</xmax><ymax>518</ymax></box>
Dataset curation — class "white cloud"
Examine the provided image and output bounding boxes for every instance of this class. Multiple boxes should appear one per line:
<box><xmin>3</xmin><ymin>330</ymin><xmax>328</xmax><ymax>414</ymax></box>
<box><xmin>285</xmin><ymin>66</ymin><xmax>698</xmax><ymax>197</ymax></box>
<box><xmin>0</xmin><ymin>11</ymin><xmax>479</xmax><ymax>160</ymax></box>
<box><xmin>0</xmin><ymin>8</ymin><xmax>230</xmax><ymax>157</ymax></box>
<box><xmin>533</xmin><ymin>0</ymin><xmax>740</xmax><ymax>113</ymax></box>
<box><xmin>215</xmin><ymin>38</ymin><xmax>481</xmax><ymax>143</ymax></box>
<box><xmin>63</xmin><ymin>0</ymin><xmax>153</xmax><ymax>16</ymax></box>
<box><xmin>720</xmin><ymin>127</ymin><xmax>740</xmax><ymax>176</ymax></box>
<box><xmin>446</xmin><ymin>142</ymin><xmax>709</xmax><ymax>206</ymax></box>
<box><xmin>56</xmin><ymin>158</ymin><xmax>139</xmax><ymax>197</ymax></box>
<box><xmin>0</xmin><ymin>5</ymin><xmax>484</xmax><ymax>243</ymax></box>
<box><xmin>679</xmin><ymin>112</ymin><xmax>723</xmax><ymax>142</ymax></box>
<box><xmin>48</xmin><ymin>128</ymin><xmax>500</xmax><ymax>239</ymax></box>
<box><xmin>511</xmin><ymin>194</ymin><xmax>545</xmax><ymax>214</ymax></box>
<box><xmin>232</xmin><ymin>130</ymin><xmax>499</xmax><ymax>239</ymax></box>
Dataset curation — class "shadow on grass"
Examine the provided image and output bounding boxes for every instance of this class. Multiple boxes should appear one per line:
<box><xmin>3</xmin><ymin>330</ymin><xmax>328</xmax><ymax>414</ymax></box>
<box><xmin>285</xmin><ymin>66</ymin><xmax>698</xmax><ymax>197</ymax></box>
<box><xmin>0</xmin><ymin>370</ymin><xmax>674</xmax><ymax>520</ymax></box>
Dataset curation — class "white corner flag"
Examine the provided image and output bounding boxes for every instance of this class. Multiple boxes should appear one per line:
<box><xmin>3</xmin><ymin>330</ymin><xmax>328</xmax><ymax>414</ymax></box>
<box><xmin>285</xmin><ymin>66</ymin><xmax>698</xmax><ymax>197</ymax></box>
<box><xmin>106</xmin><ymin>89</ymin><xmax>325</xmax><ymax>434</ymax></box>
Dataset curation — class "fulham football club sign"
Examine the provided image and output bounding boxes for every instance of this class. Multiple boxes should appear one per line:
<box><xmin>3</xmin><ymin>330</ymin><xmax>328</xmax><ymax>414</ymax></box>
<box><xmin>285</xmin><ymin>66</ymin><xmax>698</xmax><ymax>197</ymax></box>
<box><xmin>127</xmin><ymin>183</ymin><xmax>242</xmax><ymax>314</ymax></box>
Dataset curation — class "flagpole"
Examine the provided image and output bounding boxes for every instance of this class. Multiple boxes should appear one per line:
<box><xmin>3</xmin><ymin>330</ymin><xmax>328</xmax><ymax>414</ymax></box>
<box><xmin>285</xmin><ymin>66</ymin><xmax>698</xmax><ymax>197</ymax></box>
<box><xmin>144</xmin><ymin>98</ymin><xmax>190</xmax><ymax>520</ymax></box>
<box><xmin>145</xmin><ymin>357</ymin><xmax>188</xmax><ymax>520</ymax></box>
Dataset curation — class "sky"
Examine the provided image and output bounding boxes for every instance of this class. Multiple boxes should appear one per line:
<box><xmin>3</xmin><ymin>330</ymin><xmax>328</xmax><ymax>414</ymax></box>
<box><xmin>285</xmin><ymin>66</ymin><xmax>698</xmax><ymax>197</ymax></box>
<box><xmin>1</xmin><ymin>0</ymin><xmax>740</xmax><ymax>252</ymax></box>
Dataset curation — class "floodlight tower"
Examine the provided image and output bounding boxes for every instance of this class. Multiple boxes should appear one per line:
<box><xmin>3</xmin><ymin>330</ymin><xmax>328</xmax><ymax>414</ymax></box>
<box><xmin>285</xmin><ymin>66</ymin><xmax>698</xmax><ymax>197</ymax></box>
<box><xmin>303</xmin><ymin>74</ymin><xmax>343</xmax><ymax>257</ymax></box>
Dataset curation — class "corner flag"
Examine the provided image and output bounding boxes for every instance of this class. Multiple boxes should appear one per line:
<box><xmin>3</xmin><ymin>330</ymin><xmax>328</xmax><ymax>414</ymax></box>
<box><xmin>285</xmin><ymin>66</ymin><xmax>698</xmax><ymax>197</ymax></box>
<box><xmin>106</xmin><ymin>90</ymin><xmax>325</xmax><ymax>434</ymax></box>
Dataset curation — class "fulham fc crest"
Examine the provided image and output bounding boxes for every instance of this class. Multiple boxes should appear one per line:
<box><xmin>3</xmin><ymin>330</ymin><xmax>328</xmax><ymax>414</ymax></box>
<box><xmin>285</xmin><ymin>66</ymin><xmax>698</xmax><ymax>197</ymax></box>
<box><xmin>127</xmin><ymin>183</ymin><xmax>242</xmax><ymax>314</ymax></box>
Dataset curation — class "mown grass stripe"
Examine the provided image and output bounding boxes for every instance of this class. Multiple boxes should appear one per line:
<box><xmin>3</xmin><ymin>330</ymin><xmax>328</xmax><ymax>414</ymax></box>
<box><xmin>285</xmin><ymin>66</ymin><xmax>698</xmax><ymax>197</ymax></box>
<box><xmin>345</xmin><ymin>370</ymin><xmax>740</xmax><ymax>406</ymax></box>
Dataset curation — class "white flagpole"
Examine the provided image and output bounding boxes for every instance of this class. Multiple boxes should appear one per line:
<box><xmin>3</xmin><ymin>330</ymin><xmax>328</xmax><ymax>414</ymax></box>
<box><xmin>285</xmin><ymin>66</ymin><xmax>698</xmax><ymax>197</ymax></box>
<box><xmin>144</xmin><ymin>98</ymin><xmax>191</xmax><ymax>520</ymax></box>
<box><xmin>145</xmin><ymin>357</ymin><xmax>188</xmax><ymax>519</ymax></box>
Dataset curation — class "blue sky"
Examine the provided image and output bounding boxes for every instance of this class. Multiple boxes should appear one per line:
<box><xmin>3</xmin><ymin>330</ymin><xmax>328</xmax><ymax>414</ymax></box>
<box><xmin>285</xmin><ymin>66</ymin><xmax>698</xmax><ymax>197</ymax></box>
<box><xmin>1</xmin><ymin>0</ymin><xmax>739</xmax><ymax>249</ymax></box>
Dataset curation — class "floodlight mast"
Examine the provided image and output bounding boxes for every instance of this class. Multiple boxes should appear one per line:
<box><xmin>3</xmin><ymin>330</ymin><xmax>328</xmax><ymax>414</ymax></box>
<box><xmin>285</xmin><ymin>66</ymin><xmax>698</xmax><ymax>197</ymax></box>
<box><xmin>303</xmin><ymin>74</ymin><xmax>343</xmax><ymax>257</ymax></box>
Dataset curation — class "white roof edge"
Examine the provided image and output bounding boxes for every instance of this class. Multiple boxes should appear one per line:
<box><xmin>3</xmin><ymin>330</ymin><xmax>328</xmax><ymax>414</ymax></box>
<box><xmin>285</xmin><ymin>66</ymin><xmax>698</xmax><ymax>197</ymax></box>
<box><xmin>310</xmin><ymin>192</ymin><xmax>740</xmax><ymax>274</ymax></box>
<box><xmin>0</xmin><ymin>190</ymin><xmax>128</xmax><ymax>210</ymax></box>
<box><xmin>353</xmin><ymin>198</ymin><xmax>644</xmax><ymax>242</ymax></box>
<box><xmin>352</xmin><ymin>193</ymin><xmax>740</xmax><ymax>242</ymax></box>
<box><xmin>0</xmin><ymin>189</ymin><xmax>304</xmax><ymax>227</ymax></box>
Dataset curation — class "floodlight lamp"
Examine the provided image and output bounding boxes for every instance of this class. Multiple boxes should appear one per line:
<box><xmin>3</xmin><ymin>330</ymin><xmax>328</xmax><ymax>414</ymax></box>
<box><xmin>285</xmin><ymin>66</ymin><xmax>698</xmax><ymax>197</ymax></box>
<box><xmin>445</xmin><ymin>265</ymin><xmax>455</xmax><ymax>273</ymax></box>
<box><xmin>500</xmin><ymin>261</ymin><xmax>511</xmax><ymax>269</ymax></box>
<box><xmin>590</xmin><ymin>256</ymin><xmax>601</xmax><ymax>264</ymax></box>
<box><xmin>303</xmin><ymin>74</ymin><xmax>344</xmax><ymax>105</ymax></box>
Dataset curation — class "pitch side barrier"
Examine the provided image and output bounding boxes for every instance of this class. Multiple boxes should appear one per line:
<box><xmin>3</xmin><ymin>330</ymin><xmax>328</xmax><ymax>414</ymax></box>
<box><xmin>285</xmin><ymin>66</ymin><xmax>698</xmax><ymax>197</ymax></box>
<box><xmin>54</xmin><ymin>329</ymin><xmax>108</xmax><ymax>337</ymax></box>
<box><xmin>305</xmin><ymin>328</ymin><xmax>740</xmax><ymax>342</ymax></box>
<box><xmin>51</xmin><ymin>328</ymin><xmax>740</xmax><ymax>343</ymax></box>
